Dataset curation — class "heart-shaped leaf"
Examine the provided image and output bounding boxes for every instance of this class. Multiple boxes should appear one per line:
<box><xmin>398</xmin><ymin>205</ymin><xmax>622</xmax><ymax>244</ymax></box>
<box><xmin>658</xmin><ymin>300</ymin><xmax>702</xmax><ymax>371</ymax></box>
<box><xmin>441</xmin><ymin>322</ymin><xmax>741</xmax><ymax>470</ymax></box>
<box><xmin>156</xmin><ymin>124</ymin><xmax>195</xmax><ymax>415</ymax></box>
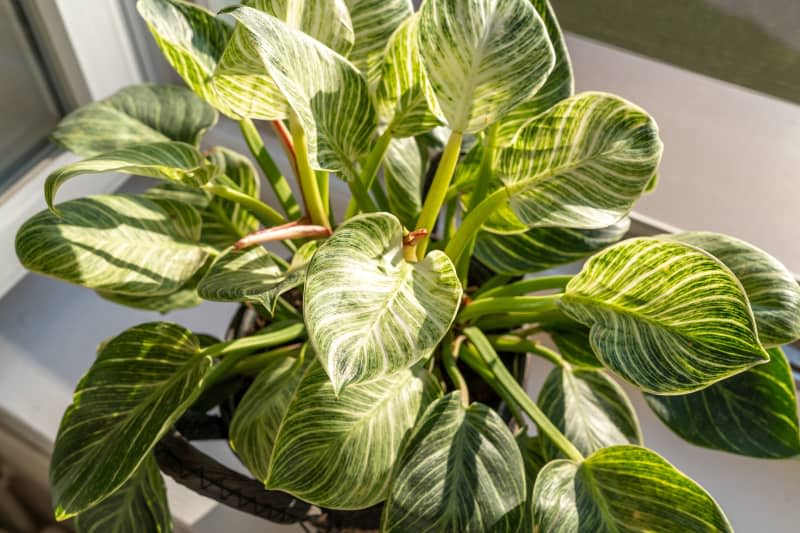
<box><xmin>496</xmin><ymin>0</ymin><xmax>573</xmax><ymax>144</ymax></box>
<box><xmin>345</xmin><ymin>0</ymin><xmax>413</xmax><ymax>88</ymax></box>
<box><xmin>671</xmin><ymin>231</ymin><xmax>800</xmax><ymax>346</ymax></box>
<box><xmin>73</xmin><ymin>455</ymin><xmax>171</xmax><ymax>533</ymax></box>
<box><xmin>497</xmin><ymin>92</ymin><xmax>662</xmax><ymax>229</ymax></box>
<box><xmin>52</xmin><ymin>84</ymin><xmax>217</xmax><ymax>157</ymax></box>
<box><xmin>559</xmin><ymin>237</ymin><xmax>770</xmax><ymax>394</ymax></box>
<box><xmin>375</xmin><ymin>14</ymin><xmax>442</xmax><ymax>137</ymax></box>
<box><xmin>51</xmin><ymin>322</ymin><xmax>213</xmax><ymax>519</ymax></box>
<box><xmin>385</xmin><ymin>137</ymin><xmax>423</xmax><ymax>228</ymax></box>
<box><xmin>199</xmin><ymin>241</ymin><xmax>317</xmax><ymax>313</ymax></box>
<box><xmin>304</xmin><ymin>213</ymin><xmax>462</xmax><ymax>393</ymax></box>
<box><xmin>227</xmin><ymin>6</ymin><xmax>377</xmax><ymax>174</ymax></box>
<box><xmin>45</xmin><ymin>141</ymin><xmax>216</xmax><ymax>210</ymax></box>
<box><xmin>417</xmin><ymin>0</ymin><xmax>555</xmax><ymax>133</ymax></box>
<box><xmin>232</xmin><ymin>354</ymin><xmax>438</xmax><ymax>508</ymax></box>
<box><xmin>137</xmin><ymin>0</ymin><xmax>232</xmax><ymax>111</ymax></box>
<box><xmin>382</xmin><ymin>392</ymin><xmax>526</xmax><ymax>532</ymax></box>
<box><xmin>16</xmin><ymin>195</ymin><xmax>209</xmax><ymax>296</ymax></box>
<box><xmin>533</xmin><ymin>446</ymin><xmax>732</xmax><ymax>532</ymax></box>
<box><xmin>474</xmin><ymin>218</ymin><xmax>630</xmax><ymax>276</ymax></box>
<box><xmin>538</xmin><ymin>366</ymin><xmax>641</xmax><ymax>459</ymax></box>
<box><xmin>646</xmin><ymin>347</ymin><xmax>800</xmax><ymax>458</ymax></box>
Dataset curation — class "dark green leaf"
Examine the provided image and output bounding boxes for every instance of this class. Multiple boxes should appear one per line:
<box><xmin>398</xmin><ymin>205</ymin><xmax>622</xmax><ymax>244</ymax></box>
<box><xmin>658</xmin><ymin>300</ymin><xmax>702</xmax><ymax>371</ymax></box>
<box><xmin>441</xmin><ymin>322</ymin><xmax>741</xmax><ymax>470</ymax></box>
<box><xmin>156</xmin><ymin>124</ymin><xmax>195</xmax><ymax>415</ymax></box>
<box><xmin>646</xmin><ymin>347</ymin><xmax>800</xmax><ymax>458</ymax></box>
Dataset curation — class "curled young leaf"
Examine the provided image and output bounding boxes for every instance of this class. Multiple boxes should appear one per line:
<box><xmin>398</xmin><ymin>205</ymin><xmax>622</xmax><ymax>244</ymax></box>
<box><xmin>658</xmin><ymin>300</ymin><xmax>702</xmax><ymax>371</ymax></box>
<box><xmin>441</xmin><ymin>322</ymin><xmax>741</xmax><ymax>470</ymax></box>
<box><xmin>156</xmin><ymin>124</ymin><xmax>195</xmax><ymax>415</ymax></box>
<box><xmin>382</xmin><ymin>392</ymin><xmax>526</xmax><ymax>532</ymax></box>
<box><xmin>52</xmin><ymin>83</ymin><xmax>218</xmax><ymax>157</ymax></box>
<box><xmin>16</xmin><ymin>195</ymin><xmax>209</xmax><ymax>296</ymax></box>
<box><xmin>670</xmin><ymin>231</ymin><xmax>800</xmax><ymax>346</ymax></box>
<box><xmin>50</xmin><ymin>323</ymin><xmax>213</xmax><ymax>519</ymax></box>
<box><xmin>647</xmin><ymin>347</ymin><xmax>800</xmax><ymax>459</ymax></box>
<box><xmin>498</xmin><ymin>92</ymin><xmax>663</xmax><ymax>230</ymax></box>
<box><xmin>304</xmin><ymin>213</ymin><xmax>462</xmax><ymax>394</ymax></box>
<box><xmin>538</xmin><ymin>366</ymin><xmax>641</xmax><ymax>459</ymax></box>
<box><xmin>533</xmin><ymin>446</ymin><xmax>733</xmax><ymax>532</ymax></box>
<box><xmin>418</xmin><ymin>0</ymin><xmax>555</xmax><ymax>133</ymax></box>
<box><xmin>560</xmin><ymin>237</ymin><xmax>770</xmax><ymax>395</ymax></box>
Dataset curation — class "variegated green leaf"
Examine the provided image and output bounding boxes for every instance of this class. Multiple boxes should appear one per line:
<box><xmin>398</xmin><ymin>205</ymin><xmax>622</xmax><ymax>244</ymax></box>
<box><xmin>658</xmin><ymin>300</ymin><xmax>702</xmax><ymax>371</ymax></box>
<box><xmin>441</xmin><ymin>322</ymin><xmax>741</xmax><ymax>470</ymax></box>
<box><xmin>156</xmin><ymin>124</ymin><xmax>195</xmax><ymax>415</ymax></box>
<box><xmin>646</xmin><ymin>347</ymin><xmax>800</xmax><ymax>458</ymax></box>
<box><xmin>375</xmin><ymin>14</ymin><xmax>442</xmax><ymax>137</ymax></box>
<box><xmin>474</xmin><ymin>218</ymin><xmax>630</xmax><ymax>276</ymax></box>
<box><xmin>538</xmin><ymin>366</ymin><xmax>641</xmax><ymax>459</ymax></box>
<box><xmin>304</xmin><ymin>213</ymin><xmax>462</xmax><ymax>393</ymax></box>
<box><xmin>214</xmin><ymin>0</ymin><xmax>356</xmax><ymax>120</ymax></box>
<box><xmin>227</xmin><ymin>6</ymin><xmax>377</xmax><ymax>173</ymax></box>
<box><xmin>559</xmin><ymin>237</ymin><xmax>770</xmax><ymax>394</ymax></box>
<box><xmin>495</xmin><ymin>0</ymin><xmax>573</xmax><ymax>144</ymax></box>
<box><xmin>497</xmin><ymin>92</ymin><xmax>663</xmax><ymax>229</ymax></box>
<box><xmin>533</xmin><ymin>446</ymin><xmax>732</xmax><ymax>532</ymax></box>
<box><xmin>234</xmin><ymin>355</ymin><xmax>438</xmax><ymax>508</ymax></box>
<box><xmin>345</xmin><ymin>0</ymin><xmax>412</xmax><ymax>88</ymax></box>
<box><xmin>229</xmin><ymin>353</ymin><xmax>311</xmax><ymax>483</ymax></box>
<box><xmin>245</xmin><ymin>0</ymin><xmax>354</xmax><ymax>55</ymax></box>
<box><xmin>382</xmin><ymin>392</ymin><xmax>526</xmax><ymax>532</ymax></box>
<box><xmin>74</xmin><ymin>455</ymin><xmax>172</xmax><ymax>533</ymax></box>
<box><xmin>199</xmin><ymin>241</ymin><xmax>317</xmax><ymax>313</ymax></box>
<box><xmin>97</xmin><ymin>285</ymin><xmax>202</xmax><ymax>313</ymax></box>
<box><xmin>16</xmin><ymin>195</ymin><xmax>209</xmax><ymax>296</ymax></box>
<box><xmin>45</xmin><ymin>142</ymin><xmax>217</xmax><ymax>211</ymax></box>
<box><xmin>671</xmin><ymin>231</ymin><xmax>800</xmax><ymax>346</ymax></box>
<box><xmin>518</xmin><ymin>434</ymin><xmax>547</xmax><ymax>533</ymax></box>
<box><xmin>385</xmin><ymin>137</ymin><xmax>423</xmax><ymax>228</ymax></box>
<box><xmin>52</xmin><ymin>84</ymin><xmax>217</xmax><ymax>157</ymax></box>
<box><xmin>137</xmin><ymin>0</ymin><xmax>232</xmax><ymax>111</ymax></box>
<box><xmin>417</xmin><ymin>0</ymin><xmax>555</xmax><ymax>133</ymax></box>
<box><xmin>51</xmin><ymin>322</ymin><xmax>213</xmax><ymax>519</ymax></box>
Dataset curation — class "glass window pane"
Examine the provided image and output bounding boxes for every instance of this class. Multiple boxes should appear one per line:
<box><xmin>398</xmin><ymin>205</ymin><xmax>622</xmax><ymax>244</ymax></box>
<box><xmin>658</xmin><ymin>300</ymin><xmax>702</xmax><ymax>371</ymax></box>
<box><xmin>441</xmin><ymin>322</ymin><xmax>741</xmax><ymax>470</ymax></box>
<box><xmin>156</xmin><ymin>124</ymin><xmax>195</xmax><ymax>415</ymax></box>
<box><xmin>0</xmin><ymin>1</ymin><xmax>62</xmax><ymax>188</ymax></box>
<box><xmin>552</xmin><ymin>0</ymin><xmax>800</xmax><ymax>105</ymax></box>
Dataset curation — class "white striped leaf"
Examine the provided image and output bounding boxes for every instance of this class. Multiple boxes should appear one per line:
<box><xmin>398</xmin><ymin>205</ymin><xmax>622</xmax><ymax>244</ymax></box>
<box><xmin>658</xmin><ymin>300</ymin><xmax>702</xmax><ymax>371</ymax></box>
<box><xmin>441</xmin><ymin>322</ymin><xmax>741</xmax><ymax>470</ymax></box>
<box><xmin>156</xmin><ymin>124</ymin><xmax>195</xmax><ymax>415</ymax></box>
<box><xmin>15</xmin><ymin>195</ymin><xmax>209</xmax><ymax>296</ymax></box>
<box><xmin>74</xmin><ymin>455</ymin><xmax>171</xmax><ymax>533</ymax></box>
<box><xmin>497</xmin><ymin>92</ymin><xmax>663</xmax><ymax>229</ymax></box>
<box><xmin>227</xmin><ymin>6</ymin><xmax>377</xmax><ymax>174</ymax></box>
<box><xmin>518</xmin><ymin>435</ymin><xmax>547</xmax><ymax>533</ymax></box>
<box><xmin>213</xmin><ymin>0</ymin><xmax>356</xmax><ymax>120</ymax></box>
<box><xmin>345</xmin><ymin>0</ymin><xmax>413</xmax><ymax>88</ymax></box>
<box><xmin>233</xmin><ymin>355</ymin><xmax>438</xmax><ymax>508</ymax></box>
<box><xmin>51</xmin><ymin>322</ymin><xmax>213</xmax><ymax>519</ymax></box>
<box><xmin>538</xmin><ymin>366</ymin><xmax>641</xmax><ymax>459</ymax></box>
<box><xmin>670</xmin><ymin>231</ymin><xmax>800</xmax><ymax>346</ymax></box>
<box><xmin>199</xmin><ymin>241</ymin><xmax>317</xmax><ymax>313</ymax></box>
<box><xmin>44</xmin><ymin>141</ymin><xmax>217</xmax><ymax>211</ymax></box>
<box><xmin>474</xmin><ymin>218</ymin><xmax>630</xmax><ymax>276</ymax></box>
<box><xmin>137</xmin><ymin>0</ymin><xmax>233</xmax><ymax>112</ymax></box>
<box><xmin>385</xmin><ymin>137</ymin><xmax>423</xmax><ymax>228</ymax></box>
<box><xmin>96</xmin><ymin>261</ymin><xmax>209</xmax><ymax>313</ymax></box>
<box><xmin>375</xmin><ymin>15</ymin><xmax>442</xmax><ymax>137</ymax></box>
<box><xmin>382</xmin><ymin>392</ymin><xmax>526</xmax><ymax>532</ymax></box>
<box><xmin>52</xmin><ymin>84</ymin><xmax>217</xmax><ymax>157</ymax></box>
<box><xmin>304</xmin><ymin>213</ymin><xmax>462</xmax><ymax>393</ymax></box>
<box><xmin>646</xmin><ymin>347</ymin><xmax>800</xmax><ymax>458</ymax></box>
<box><xmin>417</xmin><ymin>0</ymin><xmax>555</xmax><ymax>133</ymax></box>
<box><xmin>495</xmin><ymin>0</ymin><xmax>573</xmax><ymax>144</ymax></box>
<box><xmin>533</xmin><ymin>445</ymin><xmax>732</xmax><ymax>532</ymax></box>
<box><xmin>559</xmin><ymin>237</ymin><xmax>770</xmax><ymax>394</ymax></box>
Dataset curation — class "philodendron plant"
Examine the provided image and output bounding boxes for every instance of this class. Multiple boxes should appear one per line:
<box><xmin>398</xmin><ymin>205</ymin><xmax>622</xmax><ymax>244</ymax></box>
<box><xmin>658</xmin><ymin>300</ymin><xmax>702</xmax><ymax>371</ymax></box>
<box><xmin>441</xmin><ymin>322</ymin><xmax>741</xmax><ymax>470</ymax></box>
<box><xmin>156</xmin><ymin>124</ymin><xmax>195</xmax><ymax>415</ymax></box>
<box><xmin>14</xmin><ymin>0</ymin><xmax>800</xmax><ymax>531</ymax></box>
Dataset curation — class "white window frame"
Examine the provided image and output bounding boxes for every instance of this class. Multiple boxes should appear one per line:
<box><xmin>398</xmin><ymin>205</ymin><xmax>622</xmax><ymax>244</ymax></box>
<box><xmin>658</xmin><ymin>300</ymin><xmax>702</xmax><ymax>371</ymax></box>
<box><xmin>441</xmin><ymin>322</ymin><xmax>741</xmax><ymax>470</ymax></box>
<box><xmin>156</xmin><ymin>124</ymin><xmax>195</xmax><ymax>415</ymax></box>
<box><xmin>0</xmin><ymin>0</ymin><xmax>147</xmax><ymax>298</ymax></box>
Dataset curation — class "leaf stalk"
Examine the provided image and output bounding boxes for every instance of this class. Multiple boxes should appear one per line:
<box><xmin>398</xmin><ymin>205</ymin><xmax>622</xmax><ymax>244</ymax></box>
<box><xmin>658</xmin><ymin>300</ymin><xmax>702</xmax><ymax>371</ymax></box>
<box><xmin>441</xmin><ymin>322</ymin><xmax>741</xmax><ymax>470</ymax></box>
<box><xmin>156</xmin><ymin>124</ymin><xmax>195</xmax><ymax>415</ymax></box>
<box><xmin>288</xmin><ymin>113</ymin><xmax>330</xmax><ymax>228</ymax></box>
<box><xmin>345</xmin><ymin>128</ymin><xmax>393</xmax><ymax>218</ymax></box>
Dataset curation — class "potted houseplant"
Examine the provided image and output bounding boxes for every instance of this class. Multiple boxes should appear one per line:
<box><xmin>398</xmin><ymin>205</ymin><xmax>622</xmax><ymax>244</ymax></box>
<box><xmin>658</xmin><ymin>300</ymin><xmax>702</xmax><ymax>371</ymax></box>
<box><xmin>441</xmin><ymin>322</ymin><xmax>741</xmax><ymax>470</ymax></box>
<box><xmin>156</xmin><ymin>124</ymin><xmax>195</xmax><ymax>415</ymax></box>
<box><xmin>14</xmin><ymin>0</ymin><xmax>800</xmax><ymax>531</ymax></box>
